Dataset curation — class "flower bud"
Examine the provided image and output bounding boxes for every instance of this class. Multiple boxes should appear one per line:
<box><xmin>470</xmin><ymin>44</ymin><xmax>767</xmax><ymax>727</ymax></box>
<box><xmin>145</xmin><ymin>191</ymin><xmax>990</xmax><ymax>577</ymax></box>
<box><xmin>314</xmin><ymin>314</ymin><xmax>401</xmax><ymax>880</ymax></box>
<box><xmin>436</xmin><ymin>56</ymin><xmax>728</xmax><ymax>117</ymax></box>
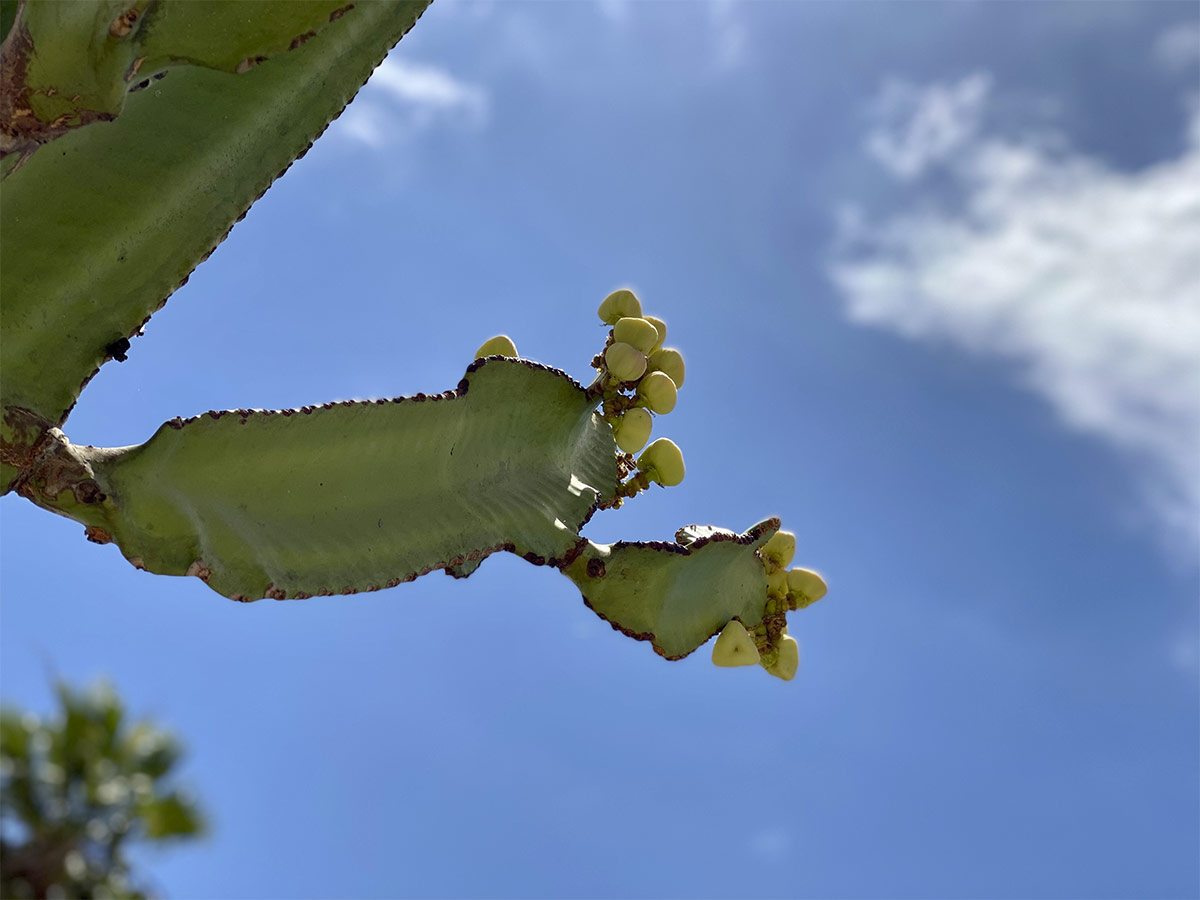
<box><xmin>766</xmin><ymin>568</ymin><xmax>789</xmax><ymax>599</ymax></box>
<box><xmin>711</xmin><ymin>620</ymin><xmax>760</xmax><ymax>667</ymax></box>
<box><xmin>598</xmin><ymin>289</ymin><xmax>643</xmax><ymax>325</ymax></box>
<box><xmin>604</xmin><ymin>342</ymin><xmax>647</xmax><ymax>382</ymax></box>
<box><xmin>647</xmin><ymin>348</ymin><xmax>685</xmax><ymax>388</ymax></box>
<box><xmin>474</xmin><ymin>335</ymin><xmax>518</xmax><ymax>359</ymax></box>
<box><xmin>764</xmin><ymin>635</ymin><xmax>800</xmax><ymax>681</ymax></box>
<box><xmin>613</xmin><ymin>407</ymin><xmax>653</xmax><ymax>454</ymax></box>
<box><xmin>645</xmin><ymin>316</ymin><xmax>667</xmax><ymax>352</ymax></box>
<box><xmin>613</xmin><ymin>317</ymin><xmax>661</xmax><ymax>354</ymax></box>
<box><xmin>787</xmin><ymin>568</ymin><xmax>827</xmax><ymax>608</ymax></box>
<box><xmin>637</xmin><ymin>438</ymin><xmax>685</xmax><ymax>487</ymax></box>
<box><xmin>761</xmin><ymin>530</ymin><xmax>795</xmax><ymax>572</ymax></box>
<box><xmin>637</xmin><ymin>371</ymin><xmax>678</xmax><ymax>414</ymax></box>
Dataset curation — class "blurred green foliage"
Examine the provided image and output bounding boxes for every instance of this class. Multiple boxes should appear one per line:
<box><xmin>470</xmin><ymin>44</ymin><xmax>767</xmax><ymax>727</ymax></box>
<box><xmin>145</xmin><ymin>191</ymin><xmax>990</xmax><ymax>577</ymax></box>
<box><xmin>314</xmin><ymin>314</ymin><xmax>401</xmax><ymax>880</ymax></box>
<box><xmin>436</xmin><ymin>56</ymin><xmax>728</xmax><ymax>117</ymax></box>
<box><xmin>1</xmin><ymin>682</ymin><xmax>203</xmax><ymax>899</ymax></box>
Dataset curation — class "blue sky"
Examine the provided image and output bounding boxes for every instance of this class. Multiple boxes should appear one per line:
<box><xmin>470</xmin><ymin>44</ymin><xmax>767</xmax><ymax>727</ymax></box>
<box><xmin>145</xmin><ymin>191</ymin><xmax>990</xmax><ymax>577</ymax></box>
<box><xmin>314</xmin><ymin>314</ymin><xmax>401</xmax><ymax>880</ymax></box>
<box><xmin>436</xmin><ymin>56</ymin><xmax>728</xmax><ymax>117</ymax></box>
<box><xmin>3</xmin><ymin>2</ymin><xmax>1198</xmax><ymax>897</ymax></box>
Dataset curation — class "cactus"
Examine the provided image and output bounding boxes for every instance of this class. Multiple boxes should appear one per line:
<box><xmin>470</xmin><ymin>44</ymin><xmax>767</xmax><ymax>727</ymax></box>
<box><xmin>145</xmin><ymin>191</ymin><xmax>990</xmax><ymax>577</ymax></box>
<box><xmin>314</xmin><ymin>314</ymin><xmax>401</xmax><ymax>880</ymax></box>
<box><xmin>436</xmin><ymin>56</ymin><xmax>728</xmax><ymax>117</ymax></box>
<box><xmin>0</xmin><ymin>2</ymin><xmax>826</xmax><ymax>679</ymax></box>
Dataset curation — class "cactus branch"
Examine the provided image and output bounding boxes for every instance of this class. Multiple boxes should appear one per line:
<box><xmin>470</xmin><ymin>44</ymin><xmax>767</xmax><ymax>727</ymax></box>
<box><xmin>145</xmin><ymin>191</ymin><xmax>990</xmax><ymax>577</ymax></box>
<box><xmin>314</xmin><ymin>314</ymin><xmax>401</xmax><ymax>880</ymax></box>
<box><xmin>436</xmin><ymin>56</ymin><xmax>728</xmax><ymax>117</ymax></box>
<box><xmin>14</xmin><ymin>359</ymin><xmax>617</xmax><ymax>601</ymax></box>
<box><xmin>0</xmin><ymin>1</ymin><xmax>430</xmax><ymax>488</ymax></box>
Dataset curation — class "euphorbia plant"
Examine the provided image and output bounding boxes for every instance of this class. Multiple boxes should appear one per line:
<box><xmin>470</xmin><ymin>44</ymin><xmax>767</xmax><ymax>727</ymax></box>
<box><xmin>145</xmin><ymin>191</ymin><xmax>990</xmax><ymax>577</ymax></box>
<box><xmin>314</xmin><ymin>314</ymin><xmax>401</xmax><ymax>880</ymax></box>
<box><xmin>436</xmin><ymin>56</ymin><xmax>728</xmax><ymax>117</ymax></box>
<box><xmin>0</xmin><ymin>0</ymin><xmax>825</xmax><ymax>679</ymax></box>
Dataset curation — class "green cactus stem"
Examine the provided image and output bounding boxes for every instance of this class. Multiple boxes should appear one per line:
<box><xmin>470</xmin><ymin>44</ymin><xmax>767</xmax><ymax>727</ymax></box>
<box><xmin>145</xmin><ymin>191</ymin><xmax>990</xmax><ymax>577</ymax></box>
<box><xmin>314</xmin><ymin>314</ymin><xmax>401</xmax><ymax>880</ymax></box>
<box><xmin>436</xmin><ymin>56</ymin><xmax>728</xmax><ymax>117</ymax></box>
<box><xmin>13</xmin><ymin>359</ymin><xmax>617</xmax><ymax>601</ymax></box>
<box><xmin>560</xmin><ymin>520</ymin><xmax>779</xmax><ymax>660</ymax></box>
<box><xmin>0</xmin><ymin>1</ymin><xmax>430</xmax><ymax>491</ymax></box>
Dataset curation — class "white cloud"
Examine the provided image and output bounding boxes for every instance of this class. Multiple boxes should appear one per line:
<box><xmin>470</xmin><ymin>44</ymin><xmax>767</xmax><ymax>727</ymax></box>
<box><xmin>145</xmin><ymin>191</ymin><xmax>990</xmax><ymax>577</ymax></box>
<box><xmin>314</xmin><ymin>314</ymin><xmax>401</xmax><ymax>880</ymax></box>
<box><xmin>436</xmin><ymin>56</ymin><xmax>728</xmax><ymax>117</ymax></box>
<box><xmin>1154</xmin><ymin>21</ymin><xmax>1200</xmax><ymax>73</ymax></box>
<box><xmin>338</xmin><ymin>57</ymin><xmax>488</xmax><ymax>149</ymax></box>
<box><xmin>865</xmin><ymin>73</ymin><xmax>992</xmax><ymax>180</ymax></box>
<box><xmin>830</xmin><ymin>75</ymin><xmax>1200</xmax><ymax>553</ymax></box>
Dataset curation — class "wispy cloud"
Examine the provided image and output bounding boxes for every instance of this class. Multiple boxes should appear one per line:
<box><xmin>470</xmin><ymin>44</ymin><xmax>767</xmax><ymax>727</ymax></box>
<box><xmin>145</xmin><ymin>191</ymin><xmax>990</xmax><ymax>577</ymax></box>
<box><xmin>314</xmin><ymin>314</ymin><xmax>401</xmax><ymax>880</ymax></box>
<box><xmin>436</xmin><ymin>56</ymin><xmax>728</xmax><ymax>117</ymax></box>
<box><xmin>865</xmin><ymin>73</ymin><xmax>992</xmax><ymax>181</ymax></box>
<box><xmin>1167</xmin><ymin>626</ymin><xmax>1199</xmax><ymax>674</ymax></box>
<box><xmin>338</xmin><ymin>57</ymin><xmax>488</xmax><ymax>149</ymax></box>
<box><xmin>1153</xmin><ymin>20</ymin><xmax>1200</xmax><ymax>74</ymax></box>
<box><xmin>830</xmin><ymin>74</ymin><xmax>1200</xmax><ymax>553</ymax></box>
<box><xmin>747</xmin><ymin>826</ymin><xmax>792</xmax><ymax>862</ymax></box>
<box><xmin>709</xmin><ymin>0</ymin><xmax>749</xmax><ymax>71</ymax></box>
<box><xmin>596</xmin><ymin>0</ymin><xmax>632</xmax><ymax>27</ymax></box>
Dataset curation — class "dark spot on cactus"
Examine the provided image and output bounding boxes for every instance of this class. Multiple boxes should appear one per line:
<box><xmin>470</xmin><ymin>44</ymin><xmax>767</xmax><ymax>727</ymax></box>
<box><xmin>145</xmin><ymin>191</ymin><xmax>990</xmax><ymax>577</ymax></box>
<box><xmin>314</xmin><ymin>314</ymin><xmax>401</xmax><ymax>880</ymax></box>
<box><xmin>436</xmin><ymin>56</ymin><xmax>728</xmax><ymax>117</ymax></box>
<box><xmin>109</xmin><ymin>7</ymin><xmax>140</xmax><ymax>37</ymax></box>
<box><xmin>231</xmin><ymin>594</ymin><xmax>251</xmax><ymax>603</ymax></box>
<box><xmin>104</xmin><ymin>337</ymin><xmax>131</xmax><ymax>362</ymax></box>
<box><xmin>84</xmin><ymin>526</ymin><xmax>113</xmax><ymax>545</ymax></box>
<box><xmin>523</xmin><ymin>552</ymin><xmax>546</xmax><ymax>566</ymax></box>
<box><xmin>586</xmin><ymin>558</ymin><xmax>606</xmax><ymax>579</ymax></box>
<box><xmin>235</xmin><ymin>56</ymin><xmax>268</xmax><ymax>75</ymax></box>
<box><xmin>124</xmin><ymin>56</ymin><xmax>146</xmax><ymax>83</ymax></box>
<box><xmin>289</xmin><ymin>30</ymin><xmax>318</xmax><ymax>50</ymax></box>
<box><xmin>264</xmin><ymin>584</ymin><xmax>286</xmax><ymax>601</ymax></box>
<box><xmin>75</xmin><ymin>480</ymin><xmax>106</xmax><ymax>505</ymax></box>
<box><xmin>129</xmin><ymin>79</ymin><xmax>151</xmax><ymax>94</ymax></box>
<box><xmin>329</xmin><ymin>4</ymin><xmax>356</xmax><ymax>22</ymax></box>
<box><xmin>154</xmin><ymin>72</ymin><xmax>167</xmax><ymax>81</ymax></box>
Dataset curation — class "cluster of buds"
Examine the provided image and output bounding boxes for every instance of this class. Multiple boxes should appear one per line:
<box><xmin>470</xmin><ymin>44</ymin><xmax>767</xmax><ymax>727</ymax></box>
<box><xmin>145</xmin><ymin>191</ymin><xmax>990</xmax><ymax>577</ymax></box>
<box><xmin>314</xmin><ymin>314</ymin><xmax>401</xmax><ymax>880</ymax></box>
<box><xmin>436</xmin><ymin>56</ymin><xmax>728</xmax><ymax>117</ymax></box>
<box><xmin>711</xmin><ymin>529</ymin><xmax>827</xmax><ymax>681</ymax></box>
<box><xmin>593</xmin><ymin>289</ymin><xmax>687</xmax><ymax>495</ymax></box>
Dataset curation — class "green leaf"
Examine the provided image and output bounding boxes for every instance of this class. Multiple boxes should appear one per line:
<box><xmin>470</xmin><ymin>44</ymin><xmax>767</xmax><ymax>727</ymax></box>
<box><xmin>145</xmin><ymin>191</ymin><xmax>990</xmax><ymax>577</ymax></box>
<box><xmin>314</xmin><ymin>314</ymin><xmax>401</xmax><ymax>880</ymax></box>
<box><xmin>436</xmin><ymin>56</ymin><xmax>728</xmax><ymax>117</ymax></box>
<box><xmin>137</xmin><ymin>791</ymin><xmax>203</xmax><ymax>840</ymax></box>
<box><xmin>0</xmin><ymin>0</ymin><xmax>430</xmax><ymax>489</ymax></box>
<box><xmin>562</xmin><ymin>519</ymin><xmax>779</xmax><ymax>660</ymax></box>
<box><xmin>20</xmin><ymin>360</ymin><xmax>619</xmax><ymax>602</ymax></box>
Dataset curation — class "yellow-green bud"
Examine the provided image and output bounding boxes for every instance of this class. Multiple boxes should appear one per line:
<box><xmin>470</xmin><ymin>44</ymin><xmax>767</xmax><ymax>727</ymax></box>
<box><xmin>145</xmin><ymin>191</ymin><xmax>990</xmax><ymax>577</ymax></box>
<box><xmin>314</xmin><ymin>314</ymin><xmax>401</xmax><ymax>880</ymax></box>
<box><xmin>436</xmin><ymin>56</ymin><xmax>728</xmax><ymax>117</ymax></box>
<box><xmin>613</xmin><ymin>317</ymin><xmax>661</xmax><ymax>354</ymax></box>
<box><xmin>474</xmin><ymin>335</ymin><xmax>518</xmax><ymax>359</ymax></box>
<box><xmin>637</xmin><ymin>438</ymin><xmax>685</xmax><ymax>487</ymax></box>
<box><xmin>644</xmin><ymin>316</ymin><xmax>667</xmax><ymax>352</ymax></box>
<box><xmin>637</xmin><ymin>371</ymin><xmax>678</xmax><ymax>414</ymax></box>
<box><xmin>711</xmin><ymin>620</ymin><xmax>760</xmax><ymax>667</ymax></box>
<box><xmin>604</xmin><ymin>342</ymin><xmax>647</xmax><ymax>382</ymax></box>
<box><xmin>761</xmin><ymin>530</ymin><xmax>796</xmax><ymax>572</ymax></box>
<box><xmin>787</xmin><ymin>568</ymin><xmax>827</xmax><ymax>608</ymax></box>
<box><xmin>613</xmin><ymin>407</ymin><xmax>653</xmax><ymax>454</ymax></box>
<box><xmin>766</xmin><ymin>568</ymin><xmax>789</xmax><ymax>599</ymax></box>
<box><xmin>764</xmin><ymin>635</ymin><xmax>799</xmax><ymax>681</ymax></box>
<box><xmin>598</xmin><ymin>289</ymin><xmax>643</xmax><ymax>325</ymax></box>
<box><xmin>647</xmin><ymin>348</ymin><xmax>685</xmax><ymax>388</ymax></box>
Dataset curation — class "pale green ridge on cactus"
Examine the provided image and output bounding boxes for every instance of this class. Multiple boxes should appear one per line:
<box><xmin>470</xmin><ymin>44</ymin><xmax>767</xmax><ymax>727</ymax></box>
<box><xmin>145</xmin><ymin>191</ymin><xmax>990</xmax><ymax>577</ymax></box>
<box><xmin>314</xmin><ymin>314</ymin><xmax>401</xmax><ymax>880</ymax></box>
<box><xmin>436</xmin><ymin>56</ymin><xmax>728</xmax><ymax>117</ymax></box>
<box><xmin>675</xmin><ymin>524</ymin><xmax>739</xmax><ymax>547</ymax></box>
<box><xmin>0</xmin><ymin>1</ymin><xmax>429</xmax><ymax>489</ymax></box>
<box><xmin>19</xmin><ymin>360</ymin><xmax>617</xmax><ymax>602</ymax></box>
<box><xmin>561</xmin><ymin>519</ymin><xmax>779</xmax><ymax>660</ymax></box>
<box><xmin>2</xmin><ymin>0</ymin><xmax>367</xmax><ymax>165</ymax></box>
